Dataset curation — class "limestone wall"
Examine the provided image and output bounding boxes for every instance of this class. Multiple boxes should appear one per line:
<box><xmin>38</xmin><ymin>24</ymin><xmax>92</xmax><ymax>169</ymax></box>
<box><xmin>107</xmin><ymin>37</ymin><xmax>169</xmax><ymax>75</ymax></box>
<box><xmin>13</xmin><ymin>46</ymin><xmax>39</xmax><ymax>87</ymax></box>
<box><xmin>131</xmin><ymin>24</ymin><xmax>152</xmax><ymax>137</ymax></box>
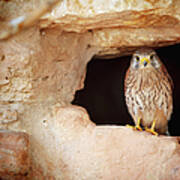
<box><xmin>0</xmin><ymin>0</ymin><xmax>180</xmax><ymax>179</ymax></box>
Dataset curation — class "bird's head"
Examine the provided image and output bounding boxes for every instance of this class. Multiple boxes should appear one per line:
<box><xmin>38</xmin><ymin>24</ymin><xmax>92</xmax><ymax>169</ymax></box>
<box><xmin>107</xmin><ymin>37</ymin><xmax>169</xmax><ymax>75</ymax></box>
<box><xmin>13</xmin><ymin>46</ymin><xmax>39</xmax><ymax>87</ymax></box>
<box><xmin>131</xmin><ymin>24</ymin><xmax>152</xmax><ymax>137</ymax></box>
<box><xmin>131</xmin><ymin>48</ymin><xmax>161</xmax><ymax>70</ymax></box>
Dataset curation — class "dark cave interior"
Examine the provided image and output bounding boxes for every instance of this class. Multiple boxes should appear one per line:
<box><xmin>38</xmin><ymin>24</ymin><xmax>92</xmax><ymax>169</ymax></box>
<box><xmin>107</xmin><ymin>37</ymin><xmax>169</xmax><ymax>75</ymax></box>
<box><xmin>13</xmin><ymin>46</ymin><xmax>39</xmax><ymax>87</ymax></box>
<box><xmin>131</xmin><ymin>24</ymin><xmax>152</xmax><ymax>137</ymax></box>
<box><xmin>72</xmin><ymin>44</ymin><xmax>180</xmax><ymax>136</ymax></box>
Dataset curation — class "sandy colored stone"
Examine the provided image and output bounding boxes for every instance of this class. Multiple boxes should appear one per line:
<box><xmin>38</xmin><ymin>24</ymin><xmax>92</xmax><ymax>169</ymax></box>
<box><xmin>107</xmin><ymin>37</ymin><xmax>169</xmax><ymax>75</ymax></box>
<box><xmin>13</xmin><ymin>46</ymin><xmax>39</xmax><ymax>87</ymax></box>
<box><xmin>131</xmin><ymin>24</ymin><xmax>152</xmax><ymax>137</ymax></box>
<box><xmin>0</xmin><ymin>26</ymin><xmax>96</xmax><ymax>104</ymax></box>
<box><xmin>42</xmin><ymin>9</ymin><xmax>180</xmax><ymax>57</ymax></box>
<box><xmin>0</xmin><ymin>26</ymin><xmax>96</xmax><ymax>178</ymax></box>
<box><xmin>0</xmin><ymin>0</ymin><xmax>59</xmax><ymax>39</ymax></box>
<box><xmin>44</xmin><ymin>0</ymin><xmax>177</xmax><ymax>18</ymax></box>
<box><xmin>29</xmin><ymin>105</ymin><xmax>180</xmax><ymax>180</ymax></box>
<box><xmin>0</xmin><ymin>22</ymin><xmax>180</xmax><ymax>180</ymax></box>
<box><xmin>0</xmin><ymin>1</ymin><xmax>180</xmax><ymax>179</ymax></box>
<box><xmin>0</xmin><ymin>130</ymin><xmax>30</xmax><ymax>180</ymax></box>
<box><xmin>1</xmin><ymin>0</ymin><xmax>180</xmax><ymax>57</ymax></box>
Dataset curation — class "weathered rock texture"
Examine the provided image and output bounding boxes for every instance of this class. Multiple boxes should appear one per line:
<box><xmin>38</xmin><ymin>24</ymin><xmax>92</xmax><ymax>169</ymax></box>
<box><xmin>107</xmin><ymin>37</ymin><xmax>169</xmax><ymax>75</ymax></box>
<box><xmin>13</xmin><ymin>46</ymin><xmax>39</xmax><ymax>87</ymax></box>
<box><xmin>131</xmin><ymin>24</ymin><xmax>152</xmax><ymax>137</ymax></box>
<box><xmin>0</xmin><ymin>0</ymin><xmax>59</xmax><ymax>39</ymax></box>
<box><xmin>42</xmin><ymin>0</ymin><xmax>180</xmax><ymax>57</ymax></box>
<box><xmin>0</xmin><ymin>0</ymin><xmax>180</xmax><ymax>179</ymax></box>
<box><xmin>29</xmin><ymin>105</ymin><xmax>180</xmax><ymax>180</ymax></box>
<box><xmin>0</xmin><ymin>130</ymin><xmax>29</xmax><ymax>180</ymax></box>
<box><xmin>1</xmin><ymin>0</ymin><xmax>180</xmax><ymax>57</ymax></box>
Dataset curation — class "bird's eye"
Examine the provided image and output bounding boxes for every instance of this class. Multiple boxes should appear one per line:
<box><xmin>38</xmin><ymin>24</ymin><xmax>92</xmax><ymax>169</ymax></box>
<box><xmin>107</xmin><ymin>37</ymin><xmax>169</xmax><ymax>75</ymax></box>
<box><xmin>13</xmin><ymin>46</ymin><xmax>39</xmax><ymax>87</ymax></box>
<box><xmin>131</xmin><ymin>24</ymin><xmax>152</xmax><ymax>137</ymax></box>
<box><xmin>135</xmin><ymin>56</ymin><xmax>140</xmax><ymax>61</ymax></box>
<box><xmin>150</xmin><ymin>54</ymin><xmax>154</xmax><ymax>60</ymax></box>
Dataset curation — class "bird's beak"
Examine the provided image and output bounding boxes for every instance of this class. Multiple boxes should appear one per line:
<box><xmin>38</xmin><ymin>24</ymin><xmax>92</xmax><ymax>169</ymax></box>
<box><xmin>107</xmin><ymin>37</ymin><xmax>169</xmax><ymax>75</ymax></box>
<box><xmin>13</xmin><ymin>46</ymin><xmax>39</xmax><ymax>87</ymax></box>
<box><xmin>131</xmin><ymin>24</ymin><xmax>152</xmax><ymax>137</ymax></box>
<box><xmin>140</xmin><ymin>57</ymin><xmax>150</xmax><ymax>67</ymax></box>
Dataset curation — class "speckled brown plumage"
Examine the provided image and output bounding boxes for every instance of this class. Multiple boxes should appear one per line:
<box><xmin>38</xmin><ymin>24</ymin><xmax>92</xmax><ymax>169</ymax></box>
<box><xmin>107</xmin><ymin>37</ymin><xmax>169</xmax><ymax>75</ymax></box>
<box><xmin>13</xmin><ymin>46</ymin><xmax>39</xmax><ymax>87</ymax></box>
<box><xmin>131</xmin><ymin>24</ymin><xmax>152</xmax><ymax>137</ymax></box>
<box><xmin>125</xmin><ymin>48</ymin><xmax>173</xmax><ymax>135</ymax></box>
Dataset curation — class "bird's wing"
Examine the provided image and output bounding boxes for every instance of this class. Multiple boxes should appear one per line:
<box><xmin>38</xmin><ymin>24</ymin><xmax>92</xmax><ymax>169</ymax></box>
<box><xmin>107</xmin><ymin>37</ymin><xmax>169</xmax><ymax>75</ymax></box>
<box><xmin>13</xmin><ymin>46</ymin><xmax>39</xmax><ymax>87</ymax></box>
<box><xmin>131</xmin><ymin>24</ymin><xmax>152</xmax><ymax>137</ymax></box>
<box><xmin>160</xmin><ymin>64</ymin><xmax>174</xmax><ymax>90</ymax></box>
<box><xmin>124</xmin><ymin>67</ymin><xmax>130</xmax><ymax>93</ymax></box>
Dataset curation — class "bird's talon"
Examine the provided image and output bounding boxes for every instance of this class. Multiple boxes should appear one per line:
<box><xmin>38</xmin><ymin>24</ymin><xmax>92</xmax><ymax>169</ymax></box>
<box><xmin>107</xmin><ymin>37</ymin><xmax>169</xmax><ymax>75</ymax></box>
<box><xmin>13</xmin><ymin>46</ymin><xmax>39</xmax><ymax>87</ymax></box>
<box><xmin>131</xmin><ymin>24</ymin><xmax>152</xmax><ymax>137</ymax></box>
<box><xmin>135</xmin><ymin>125</ymin><xmax>143</xmax><ymax>131</ymax></box>
<box><xmin>145</xmin><ymin>127</ymin><xmax>158</xmax><ymax>136</ymax></box>
<box><xmin>126</xmin><ymin>124</ymin><xmax>142</xmax><ymax>131</ymax></box>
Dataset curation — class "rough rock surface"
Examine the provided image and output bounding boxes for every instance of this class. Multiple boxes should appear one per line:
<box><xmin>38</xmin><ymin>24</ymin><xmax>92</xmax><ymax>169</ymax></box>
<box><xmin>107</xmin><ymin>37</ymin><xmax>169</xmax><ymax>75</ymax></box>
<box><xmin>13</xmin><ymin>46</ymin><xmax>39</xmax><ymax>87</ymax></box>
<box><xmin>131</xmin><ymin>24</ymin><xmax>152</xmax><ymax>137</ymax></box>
<box><xmin>0</xmin><ymin>130</ymin><xmax>30</xmax><ymax>180</ymax></box>
<box><xmin>42</xmin><ymin>0</ymin><xmax>180</xmax><ymax>57</ymax></box>
<box><xmin>0</xmin><ymin>0</ymin><xmax>180</xmax><ymax>179</ymax></box>
<box><xmin>1</xmin><ymin>0</ymin><xmax>180</xmax><ymax>57</ymax></box>
<box><xmin>0</xmin><ymin>26</ymin><xmax>95</xmax><ymax>104</ymax></box>
<box><xmin>0</xmin><ymin>0</ymin><xmax>59</xmax><ymax>39</ymax></box>
<box><xmin>30</xmin><ymin>105</ymin><xmax>180</xmax><ymax>180</ymax></box>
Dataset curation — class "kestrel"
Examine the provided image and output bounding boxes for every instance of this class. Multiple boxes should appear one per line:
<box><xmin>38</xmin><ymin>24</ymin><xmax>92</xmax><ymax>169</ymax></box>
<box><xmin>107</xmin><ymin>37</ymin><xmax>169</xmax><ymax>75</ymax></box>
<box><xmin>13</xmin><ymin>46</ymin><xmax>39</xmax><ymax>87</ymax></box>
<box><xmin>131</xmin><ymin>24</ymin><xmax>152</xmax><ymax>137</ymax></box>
<box><xmin>124</xmin><ymin>48</ymin><xmax>173</xmax><ymax>135</ymax></box>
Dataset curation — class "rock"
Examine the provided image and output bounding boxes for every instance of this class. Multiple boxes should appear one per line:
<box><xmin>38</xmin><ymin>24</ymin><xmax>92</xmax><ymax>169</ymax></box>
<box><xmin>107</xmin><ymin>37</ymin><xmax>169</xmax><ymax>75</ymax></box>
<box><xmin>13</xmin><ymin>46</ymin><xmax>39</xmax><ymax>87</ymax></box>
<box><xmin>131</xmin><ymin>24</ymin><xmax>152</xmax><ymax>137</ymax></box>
<box><xmin>0</xmin><ymin>1</ymin><xmax>180</xmax><ymax>179</ymax></box>
<box><xmin>0</xmin><ymin>106</ymin><xmax>18</xmax><ymax>129</ymax></box>
<box><xmin>30</xmin><ymin>105</ymin><xmax>180</xmax><ymax>179</ymax></box>
<box><xmin>0</xmin><ymin>26</ymin><xmax>96</xmax><ymax>104</ymax></box>
<box><xmin>0</xmin><ymin>0</ymin><xmax>59</xmax><ymax>39</ymax></box>
<box><xmin>2</xmin><ymin>1</ymin><xmax>180</xmax><ymax>57</ymax></box>
<box><xmin>42</xmin><ymin>0</ymin><xmax>180</xmax><ymax>57</ymax></box>
<box><xmin>0</xmin><ymin>130</ymin><xmax>30</xmax><ymax>180</ymax></box>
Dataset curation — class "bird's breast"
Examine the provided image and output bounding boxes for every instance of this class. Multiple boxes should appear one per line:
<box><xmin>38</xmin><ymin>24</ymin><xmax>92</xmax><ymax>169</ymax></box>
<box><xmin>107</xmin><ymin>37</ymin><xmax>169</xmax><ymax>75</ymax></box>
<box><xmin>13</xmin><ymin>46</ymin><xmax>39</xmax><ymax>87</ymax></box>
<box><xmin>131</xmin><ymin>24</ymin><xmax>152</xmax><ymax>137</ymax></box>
<box><xmin>126</xmin><ymin>68</ymin><xmax>172</xmax><ymax>120</ymax></box>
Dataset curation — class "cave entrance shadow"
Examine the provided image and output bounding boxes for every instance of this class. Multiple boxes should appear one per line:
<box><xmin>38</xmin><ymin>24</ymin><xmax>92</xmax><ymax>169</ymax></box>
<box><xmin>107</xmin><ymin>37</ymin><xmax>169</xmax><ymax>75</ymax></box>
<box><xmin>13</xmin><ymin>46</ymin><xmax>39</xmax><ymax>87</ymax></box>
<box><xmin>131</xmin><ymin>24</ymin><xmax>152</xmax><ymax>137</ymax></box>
<box><xmin>72</xmin><ymin>44</ymin><xmax>180</xmax><ymax>136</ymax></box>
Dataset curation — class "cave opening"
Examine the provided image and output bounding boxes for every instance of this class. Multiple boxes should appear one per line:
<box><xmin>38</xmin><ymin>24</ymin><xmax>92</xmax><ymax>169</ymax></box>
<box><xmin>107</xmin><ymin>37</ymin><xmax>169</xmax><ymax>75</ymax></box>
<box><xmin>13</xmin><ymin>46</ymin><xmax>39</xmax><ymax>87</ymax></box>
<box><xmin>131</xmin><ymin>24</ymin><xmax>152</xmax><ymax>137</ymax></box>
<box><xmin>72</xmin><ymin>44</ymin><xmax>180</xmax><ymax>136</ymax></box>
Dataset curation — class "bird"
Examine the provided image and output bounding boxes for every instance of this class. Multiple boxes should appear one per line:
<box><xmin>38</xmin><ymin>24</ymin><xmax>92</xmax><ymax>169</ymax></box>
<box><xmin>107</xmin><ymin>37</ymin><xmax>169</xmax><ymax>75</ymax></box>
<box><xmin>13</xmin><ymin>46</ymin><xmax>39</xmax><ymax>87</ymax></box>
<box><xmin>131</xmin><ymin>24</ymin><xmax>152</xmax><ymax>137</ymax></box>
<box><xmin>124</xmin><ymin>48</ymin><xmax>173</xmax><ymax>135</ymax></box>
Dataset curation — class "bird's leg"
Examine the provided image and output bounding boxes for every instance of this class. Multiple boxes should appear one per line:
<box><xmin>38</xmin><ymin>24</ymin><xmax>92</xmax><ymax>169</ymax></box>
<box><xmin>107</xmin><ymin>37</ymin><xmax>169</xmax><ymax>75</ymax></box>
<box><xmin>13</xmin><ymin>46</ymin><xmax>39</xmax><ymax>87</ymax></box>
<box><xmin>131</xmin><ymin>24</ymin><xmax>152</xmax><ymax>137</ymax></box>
<box><xmin>135</xmin><ymin>117</ymin><xmax>143</xmax><ymax>131</ymax></box>
<box><xmin>126</xmin><ymin>117</ymin><xmax>143</xmax><ymax>131</ymax></box>
<box><xmin>145</xmin><ymin>119</ymin><xmax>158</xmax><ymax>136</ymax></box>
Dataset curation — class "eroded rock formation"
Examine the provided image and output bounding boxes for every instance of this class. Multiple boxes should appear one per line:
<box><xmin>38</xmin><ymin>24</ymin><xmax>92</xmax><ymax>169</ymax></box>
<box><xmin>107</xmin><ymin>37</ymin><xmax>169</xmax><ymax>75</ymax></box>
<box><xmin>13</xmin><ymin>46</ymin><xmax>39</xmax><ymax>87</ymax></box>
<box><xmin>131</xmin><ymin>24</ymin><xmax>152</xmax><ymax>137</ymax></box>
<box><xmin>0</xmin><ymin>131</ymin><xmax>29</xmax><ymax>179</ymax></box>
<box><xmin>0</xmin><ymin>0</ymin><xmax>180</xmax><ymax>179</ymax></box>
